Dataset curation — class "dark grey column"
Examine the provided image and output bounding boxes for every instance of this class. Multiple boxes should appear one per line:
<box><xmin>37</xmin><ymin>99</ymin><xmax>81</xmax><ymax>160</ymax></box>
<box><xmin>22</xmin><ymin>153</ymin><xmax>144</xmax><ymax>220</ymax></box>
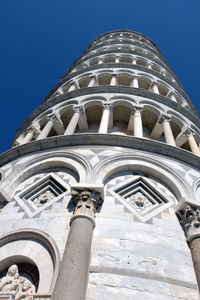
<box><xmin>52</xmin><ymin>189</ymin><xmax>102</xmax><ymax>300</ymax></box>
<box><xmin>177</xmin><ymin>203</ymin><xmax>200</xmax><ymax>290</ymax></box>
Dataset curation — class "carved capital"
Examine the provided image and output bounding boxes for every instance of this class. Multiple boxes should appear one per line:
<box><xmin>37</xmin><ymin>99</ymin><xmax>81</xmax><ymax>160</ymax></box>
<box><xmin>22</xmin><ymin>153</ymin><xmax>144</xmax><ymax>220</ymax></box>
<box><xmin>176</xmin><ymin>204</ymin><xmax>200</xmax><ymax>241</ymax></box>
<box><xmin>133</xmin><ymin>104</ymin><xmax>143</xmax><ymax>112</ymax></box>
<box><xmin>70</xmin><ymin>189</ymin><xmax>103</xmax><ymax>225</ymax></box>
<box><xmin>160</xmin><ymin>114</ymin><xmax>171</xmax><ymax>123</ymax></box>
<box><xmin>47</xmin><ymin>114</ymin><xmax>57</xmax><ymax>122</ymax></box>
<box><xmin>26</xmin><ymin>125</ymin><xmax>39</xmax><ymax>135</ymax></box>
<box><xmin>73</xmin><ymin>105</ymin><xmax>83</xmax><ymax>114</ymax></box>
<box><xmin>102</xmin><ymin>103</ymin><xmax>112</xmax><ymax>111</ymax></box>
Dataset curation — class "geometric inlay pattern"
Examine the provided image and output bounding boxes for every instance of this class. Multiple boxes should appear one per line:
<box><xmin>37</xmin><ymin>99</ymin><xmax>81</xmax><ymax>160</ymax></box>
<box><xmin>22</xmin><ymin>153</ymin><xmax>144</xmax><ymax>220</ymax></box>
<box><xmin>13</xmin><ymin>173</ymin><xmax>70</xmax><ymax>218</ymax></box>
<box><xmin>109</xmin><ymin>176</ymin><xmax>174</xmax><ymax>222</ymax></box>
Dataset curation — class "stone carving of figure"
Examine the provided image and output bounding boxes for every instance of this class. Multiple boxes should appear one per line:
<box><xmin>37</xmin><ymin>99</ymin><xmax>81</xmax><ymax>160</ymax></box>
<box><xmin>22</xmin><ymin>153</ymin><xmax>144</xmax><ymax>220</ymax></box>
<box><xmin>15</xmin><ymin>280</ymin><xmax>35</xmax><ymax>300</ymax></box>
<box><xmin>0</xmin><ymin>264</ymin><xmax>19</xmax><ymax>291</ymax></box>
<box><xmin>0</xmin><ymin>264</ymin><xmax>35</xmax><ymax>300</ymax></box>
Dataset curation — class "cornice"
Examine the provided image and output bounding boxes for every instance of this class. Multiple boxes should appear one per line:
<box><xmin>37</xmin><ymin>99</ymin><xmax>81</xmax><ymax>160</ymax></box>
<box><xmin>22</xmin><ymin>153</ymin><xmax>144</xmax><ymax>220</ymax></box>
<box><xmin>2</xmin><ymin>134</ymin><xmax>200</xmax><ymax>170</ymax></box>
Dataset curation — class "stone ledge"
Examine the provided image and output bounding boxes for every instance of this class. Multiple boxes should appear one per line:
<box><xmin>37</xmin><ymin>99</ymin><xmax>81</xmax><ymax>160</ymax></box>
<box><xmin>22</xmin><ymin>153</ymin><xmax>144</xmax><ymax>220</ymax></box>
<box><xmin>1</xmin><ymin>134</ymin><xmax>200</xmax><ymax>169</ymax></box>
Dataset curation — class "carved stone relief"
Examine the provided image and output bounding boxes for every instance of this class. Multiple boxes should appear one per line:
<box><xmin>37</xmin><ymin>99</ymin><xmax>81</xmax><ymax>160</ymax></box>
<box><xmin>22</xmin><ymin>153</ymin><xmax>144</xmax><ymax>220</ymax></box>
<box><xmin>176</xmin><ymin>204</ymin><xmax>200</xmax><ymax>240</ymax></box>
<box><xmin>0</xmin><ymin>265</ymin><xmax>35</xmax><ymax>299</ymax></box>
<box><xmin>71</xmin><ymin>189</ymin><xmax>103</xmax><ymax>221</ymax></box>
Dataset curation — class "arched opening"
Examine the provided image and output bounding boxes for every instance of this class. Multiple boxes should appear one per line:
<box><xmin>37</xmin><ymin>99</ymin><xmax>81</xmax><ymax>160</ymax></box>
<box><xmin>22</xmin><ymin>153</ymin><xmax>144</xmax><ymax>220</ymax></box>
<box><xmin>85</xmin><ymin>104</ymin><xmax>103</xmax><ymax>133</ymax></box>
<box><xmin>109</xmin><ymin>105</ymin><xmax>132</xmax><ymax>135</ymax></box>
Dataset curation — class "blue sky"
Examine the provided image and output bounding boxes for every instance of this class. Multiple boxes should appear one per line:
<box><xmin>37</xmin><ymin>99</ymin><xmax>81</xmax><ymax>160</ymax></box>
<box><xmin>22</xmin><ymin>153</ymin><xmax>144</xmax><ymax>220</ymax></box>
<box><xmin>0</xmin><ymin>0</ymin><xmax>200</xmax><ymax>154</ymax></box>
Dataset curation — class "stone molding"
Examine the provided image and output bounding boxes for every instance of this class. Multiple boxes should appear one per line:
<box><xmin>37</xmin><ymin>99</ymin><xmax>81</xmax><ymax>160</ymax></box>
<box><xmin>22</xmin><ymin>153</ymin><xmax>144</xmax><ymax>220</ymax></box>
<box><xmin>4</xmin><ymin>134</ymin><xmax>200</xmax><ymax>171</ymax></box>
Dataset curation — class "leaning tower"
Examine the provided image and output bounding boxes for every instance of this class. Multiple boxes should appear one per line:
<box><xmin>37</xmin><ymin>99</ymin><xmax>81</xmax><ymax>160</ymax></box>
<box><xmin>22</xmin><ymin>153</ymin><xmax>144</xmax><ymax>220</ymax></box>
<box><xmin>0</xmin><ymin>30</ymin><xmax>200</xmax><ymax>300</ymax></box>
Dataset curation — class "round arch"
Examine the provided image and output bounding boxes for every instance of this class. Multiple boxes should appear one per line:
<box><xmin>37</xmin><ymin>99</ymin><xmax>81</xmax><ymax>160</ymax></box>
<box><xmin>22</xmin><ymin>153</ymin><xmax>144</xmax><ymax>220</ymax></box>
<box><xmin>92</xmin><ymin>154</ymin><xmax>192</xmax><ymax>201</ymax></box>
<box><xmin>0</xmin><ymin>229</ymin><xmax>60</xmax><ymax>293</ymax></box>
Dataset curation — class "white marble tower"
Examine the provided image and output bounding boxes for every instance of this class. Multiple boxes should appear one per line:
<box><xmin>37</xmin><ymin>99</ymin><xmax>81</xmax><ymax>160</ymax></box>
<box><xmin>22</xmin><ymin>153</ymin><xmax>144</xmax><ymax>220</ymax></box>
<box><xmin>0</xmin><ymin>30</ymin><xmax>200</xmax><ymax>300</ymax></box>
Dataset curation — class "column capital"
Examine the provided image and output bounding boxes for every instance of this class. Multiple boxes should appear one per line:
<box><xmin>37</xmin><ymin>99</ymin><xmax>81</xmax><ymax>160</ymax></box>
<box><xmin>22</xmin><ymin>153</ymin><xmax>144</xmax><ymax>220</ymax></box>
<box><xmin>26</xmin><ymin>124</ymin><xmax>40</xmax><ymax>135</ymax></box>
<box><xmin>47</xmin><ymin>113</ymin><xmax>58</xmax><ymax>122</ymax></box>
<box><xmin>102</xmin><ymin>102</ymin><xmax>112</xmax><ymax>110</ymax></box>
<box><xmin>176</xmin><ymin>203</ymin><xmax>200</xmax><ymax>241</ymax></box>
<box><xmin>184</xmin><ymin>127</ymin><xmax>195</xmax><ymax>137</ymax></box>
<box><xmin>70</xmin><ymin>188</ymin><xmax>103</xmax><ymax>227</ymax></box>
<box><xmin>132</xmin><ymin>104</ymin><xmax>143</xmax><ymax>112</ymax></box>
<box><xmin>160</xmin><ymin>114</ymin><xmax>171</xmax><ymax>122</ymax></box>
<box><xmin>73</xmin><ymin>105</ymin><xmax>84</xmax><ymax>114</ymax></box>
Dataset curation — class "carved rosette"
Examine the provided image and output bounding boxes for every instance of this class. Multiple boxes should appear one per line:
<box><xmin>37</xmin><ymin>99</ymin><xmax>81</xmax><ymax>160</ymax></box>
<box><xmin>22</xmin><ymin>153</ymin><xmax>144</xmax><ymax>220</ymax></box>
<box><xmin>176</xmin><ymin>204</ymin><xmax>200</xmax><ymax>241</ymax></box>
<box><xmin>70</xmin><ymin>189</ymin><xmax>103</xmax><ymax>226</ymax></box>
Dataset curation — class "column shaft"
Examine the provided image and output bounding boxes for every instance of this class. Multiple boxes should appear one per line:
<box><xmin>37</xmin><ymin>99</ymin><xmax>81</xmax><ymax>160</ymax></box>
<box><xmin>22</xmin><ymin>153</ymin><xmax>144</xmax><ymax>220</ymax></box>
<box><xmin>162</xmin><ymin>118</ymin><xmax>176</xmax><ymax>146</ymax></box>
<box><xmin>188</xmin><ymin>134</ymin><xmax>200</xmax><ymax>156</ymax></box>
<box><xmin>37</xmin><ymin>119</ymin><xmax>54</xmax><ymax>140</ymax></box>
<box><xmin>110</xmin><ymin>75</ymin><xmax>117</xmax><ymax>86</ymax></box>
<box><xmin>22</xmin><ymin>129</ymin><xmax>34</xmax><ymax>144</ymax></box>
<box><xmin>190</xmin><ymin>238</ymin><xmax>200</xmax><ymax>290</ymax></box>
<box><xmin>88</xmin><ymin>77</ymin><xmax>96</xmax><ymax>87</ymax></box>
<box><xmin>132</xmin><ymin>78</ymin><xmax>139</xmax><ymax>88</ymax></box>
<box><xmin>51</xmin><ymin>217</ymin><xmax>94</xmax><ymax>300</ymax></box>
<box><xmin>99</xmin><ymin>105</ymin><xmax>110</xmax><ymax>134</ymax></box>
<box><xmin>152</xmin><ymin>83</ymin><xmax>159</xmax><ymax>94</ymax></box>
<box><xmin>64</xmin><ymin>110</ymin><xmax>80</xmax><ymax>135</ymax></box>
<box><xmin>68</xmin><ymin>83</ymin><xmax>76</xmax><ymax>92</ymax></box>
<box><xmin>133</xmin><ymin>109</ymin><xmax>143</xmax><ymax>137</ymax></box>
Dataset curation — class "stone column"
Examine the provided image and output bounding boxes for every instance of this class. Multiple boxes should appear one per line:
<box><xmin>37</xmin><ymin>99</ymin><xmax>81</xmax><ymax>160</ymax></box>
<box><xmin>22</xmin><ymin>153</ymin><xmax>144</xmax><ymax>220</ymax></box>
<box><xmin>115</xmin><ymin>57</ymin><xmax>120</xmax><ymax>63</ymax></box>
<box><xmin>68</xmin><ymin>82</ymin><xmax>76</xmax><ymax>92</ymax></box>
<box><xmin>176</xmin><ymin>204</ymin><xmax>200</xmax><ymax>290</ymax></box>
<box><xmin>110</xmin><ymin>74</ymin><xmax>117</xmax><ymax>86</ymax></box>
<box><xmin>133</xmin><ymin>106</ymin><xmax>143</xmax><ymax>138</ymax></box>
<box><xmin>152</xmin><ymin>83</ymin><xmax>159</xmax><ymax>94</ymax></box>
<box><xmin>98</xmin><ymin>59</ymin><xmax>103</xmax><ymax>64</ymax></box>
<box><xmin>98</xmin><ymin>103</ymin><xmax>112</xmax><ymax>134</ymax></box>
<box><xmin>21</xmin><ymin>125</ymin><xmax>39</xmax><ymax>144</ymax></box>
<box><xmin>37</xmin><ymin>115</ymin><xmax>56</xmax><ymax>140</ymax></box>
<box><xmin>51</xmin><ymin>189</ymin><xmax>103</xmax><ymax>300</ymax></box>
<box><xmin>187</xmin><ymin>131</ymin><xmax>200</xmax><ymax>156</ymax></box>
<box><xmin>88</xmin><ymin>76</ymin><xmax>96</xmax><ymax>87</ymax></box>
<box><xmin>170</xmin><ymin>93</ymin><xmax>177</xmax><ymax>102</ymax></box>
<box><xmin>162</xmin><ymin>115</ymin><xmax>176</xmax><ymax>146</ymax></box>
<box><xmin>64</xmin><ymin>106</ymin><xmax>82</xmax><ymax>135</ymax></box>
<box><xmin>132</xmin><ymin>77</ymin><xmax>139</xmax><ymax>88</ymax></box>
<box><xmin>132</xmin><ymin>58</ymin><xmax>136</xmax><ymax>65</ymax></box>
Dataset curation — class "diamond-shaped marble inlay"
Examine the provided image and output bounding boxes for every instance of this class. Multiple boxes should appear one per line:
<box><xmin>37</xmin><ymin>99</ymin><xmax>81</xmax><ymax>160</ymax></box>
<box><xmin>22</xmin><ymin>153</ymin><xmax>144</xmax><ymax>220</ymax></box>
<box><xmin>14</xmin><ymin>173</ymin><xmax>70</xmax><ymax>217</ymax></box>
<box><xmin>109</xmin><ymin>176</ymin><xmax>174</xmax><ymax>222</ymax></box>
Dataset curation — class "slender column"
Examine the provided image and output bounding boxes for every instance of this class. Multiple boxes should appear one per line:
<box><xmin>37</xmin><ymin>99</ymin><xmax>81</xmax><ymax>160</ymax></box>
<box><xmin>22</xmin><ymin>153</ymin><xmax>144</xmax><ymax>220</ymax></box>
<box><xmin>187</xmin><ymin>131</ymin><xmax>200</xmax><ymax>156</ymax></box>
<box><xmin>177</xmin><ymin>204</ymin><xmax>200</xmax><ymax>290</ymax></box>
<box><xmin>162</xmin><ymin>115</ymin><xmax>176</xmax><ymax>146</ymax></box>
<box><xmin>152</xmin><ymin>83</ymin><xmax>159</xmax><ymax>94</ymax></box>
<box><xmin>132</xmin><ymin>58</ymin><xmax>136</xmax><ymax>65</ymax></box>
<box><xmin>52</xmin><ymin>189</ymin><xmax>103</xmax><ymax>300</ymax></box>
<box><xmin>64</xmin><ymin>107</ymin><xmax>82</xmax><ymax>135</ymax></box>
<box><xmin>68</xmin><ymin>82</ymin><xmax>76</xmax><ymax>92</ymax></box>
<box><xmin>98</xmin><ymin>58</ymin><xmax>103</xmax><ymax>64</ymax></box>
<box><xmin>110</xmin><ymin>74</ymin><xmax>117</xmax><ymax>86</ymax></box>
<box><xmin>133</xmin><ymin>106</ymin><xmax>143</xmax><ymax>138</ymax></box>
<box><xmin>115</xmin><ymin>57</ymin><xmax>120</xmax><ymax>63</ymax></box>
<box><xmin>98</xmin><ymin>103</ymin><xmax>112</xmax><ymax>134</ymax></box>
<box><xmin>170</xmin><ymin>93</ymin><xmax>177</xmax><ymax>102</ymax></box>
<box><xmin>132</xmin><ymin>77</ymin><xmax>139</xmax><ymax>88</ymax></box>
<box><xmin>37</xmin><ymin>115</ymin><xmax>55</xmax><ymax>140</ymax></box>
<box><xmin>88</xmin><ymin>76</ymin><xmax>96</xmax><ymax>87</ymax></box>
<box><xmin>21</xmin><ymin>125</ymin><xmax>39</xmax><ymax>144</ymax></box>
